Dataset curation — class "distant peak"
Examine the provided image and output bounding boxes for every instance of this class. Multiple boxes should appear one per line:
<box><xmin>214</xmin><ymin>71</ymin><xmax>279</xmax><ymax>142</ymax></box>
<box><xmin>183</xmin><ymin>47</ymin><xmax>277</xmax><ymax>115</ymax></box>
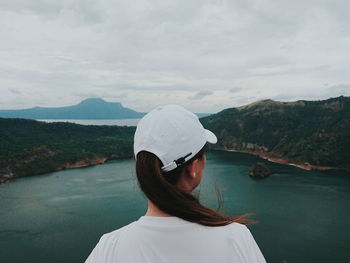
<box><xmin>253</xmin><ymin>99</ymin><xmax>276</xmax><ymax>105</ymax></box>
<box><xmin>76</xmin><ymin>98</ymin><xmax>123</xmax><ymax>109</ymax></box>
<box><xmin>79</xmin><ymin>98</ymin><xmax>107</xmax><ymax>104</ymax></box>
<box><xmin>237</xmin><ymin>98</ymin><xmax>309</xmax><ymax>110</ymax></box>
<box><xmin>238</xmin><ymin>99</ymin><xmax>276</xmax><ymax>110</ymax></box>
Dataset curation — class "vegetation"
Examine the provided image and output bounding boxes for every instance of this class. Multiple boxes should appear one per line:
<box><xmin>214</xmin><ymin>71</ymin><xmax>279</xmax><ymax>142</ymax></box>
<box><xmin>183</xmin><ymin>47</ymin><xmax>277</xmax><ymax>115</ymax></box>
<box><xmin>0</xmin><ymin>118</ymin><xmax>135</xmax><ymax>179</ymax></box>
<box><xmin>200</xmin><ymin>96</ymin><xmax>350</xmax><ymax>169</ymax></box>
<box><xmin>249</xmin><ymin>162</ymin><xmax>271</xmax><ymax>179</ymax></box>
<box><xmin>1</xmin><ymin>96</ymin><xmax>349</xmax><ymax>182</ymax></box>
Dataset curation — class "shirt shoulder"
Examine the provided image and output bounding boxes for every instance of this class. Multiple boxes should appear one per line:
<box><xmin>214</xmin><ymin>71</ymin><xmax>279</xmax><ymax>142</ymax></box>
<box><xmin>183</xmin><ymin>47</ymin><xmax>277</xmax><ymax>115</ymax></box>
<box><xmin>224</xmin><ymin>223</ymin><xmax>266</xmax><ymax>263</ymax></box>
<box><xmin>85</xmin><ymin>222</ymin><xmax>137</xmax><ymax>263</ymax></box>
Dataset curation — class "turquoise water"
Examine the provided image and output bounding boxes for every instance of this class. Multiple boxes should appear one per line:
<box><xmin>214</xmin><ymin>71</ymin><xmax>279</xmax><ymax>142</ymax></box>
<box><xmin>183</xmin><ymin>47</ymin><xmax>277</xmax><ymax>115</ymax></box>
<box><xmin>1</xmin><ymin>151</ymin><xmax>349</xmax><ymax>263</ymax></box>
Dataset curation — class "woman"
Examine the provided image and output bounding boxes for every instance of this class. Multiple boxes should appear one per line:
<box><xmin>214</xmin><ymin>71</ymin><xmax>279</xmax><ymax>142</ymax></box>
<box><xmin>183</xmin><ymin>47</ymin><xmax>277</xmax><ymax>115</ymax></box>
<box><xmin>86</xmin><ymin>104</ymin><xmax>266</xmax><ymax>263</ymax></box>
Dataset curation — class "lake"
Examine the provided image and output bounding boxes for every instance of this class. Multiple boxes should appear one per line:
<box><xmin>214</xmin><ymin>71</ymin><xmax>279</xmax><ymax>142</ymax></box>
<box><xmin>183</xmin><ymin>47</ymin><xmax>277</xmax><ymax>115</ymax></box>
<box><xmin>0</xmin><ymin>150</ymin><xmax>349</xmax><ymax>263</ymax></box>
<box><xmin>38</xmin><ymin>118</ymin><xmax>141</xmax><ymax>126</ymax></box>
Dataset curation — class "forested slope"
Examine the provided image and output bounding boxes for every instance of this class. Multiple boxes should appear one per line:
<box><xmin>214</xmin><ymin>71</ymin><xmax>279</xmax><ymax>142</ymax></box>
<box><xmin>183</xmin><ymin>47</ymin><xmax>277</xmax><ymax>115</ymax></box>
<box><xmin>0</xmin><ymin>118</ymin><xmax>135</xmax><ymax>181</ymax></box>
<box><xmin>201</xmin><ymin>96</ymin><xmax>350</xmax><ymax>169</ymax></box>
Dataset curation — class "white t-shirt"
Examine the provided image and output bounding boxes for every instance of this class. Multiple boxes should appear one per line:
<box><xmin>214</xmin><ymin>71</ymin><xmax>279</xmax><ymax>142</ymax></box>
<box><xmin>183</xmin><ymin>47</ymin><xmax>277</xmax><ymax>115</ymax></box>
<box><xmin>86</xmin><ymin>216</ymin><xmax>266</xmax><ymax>263</ymax></box>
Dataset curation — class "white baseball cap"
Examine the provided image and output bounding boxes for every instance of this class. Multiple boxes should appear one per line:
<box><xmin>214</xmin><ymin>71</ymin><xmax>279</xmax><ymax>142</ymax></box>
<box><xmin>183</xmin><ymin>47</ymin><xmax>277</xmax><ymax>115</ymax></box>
<box><xmin>134</xmin><ymin>104</ymin><xmax>217</xmax><ymax>172</ymax></box>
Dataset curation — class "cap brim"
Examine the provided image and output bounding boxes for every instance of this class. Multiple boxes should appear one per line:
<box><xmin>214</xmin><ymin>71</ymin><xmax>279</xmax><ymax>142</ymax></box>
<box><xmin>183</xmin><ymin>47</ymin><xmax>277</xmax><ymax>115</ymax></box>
<box><xmin>205</xmin><ymin>129</ymin><xmax>217</xmax><ymax>144</ymax></box>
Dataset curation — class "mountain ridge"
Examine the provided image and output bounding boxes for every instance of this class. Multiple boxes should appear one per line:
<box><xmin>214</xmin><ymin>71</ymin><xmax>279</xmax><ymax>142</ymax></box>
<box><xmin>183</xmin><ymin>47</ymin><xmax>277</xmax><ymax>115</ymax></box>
<box><xmin>1</xmin><ymin>96</ymin><xmax>349</xmax><ymax>183</ymax></box>
<box><xmin>200</xmin><ymin>96</ymin><xmax>350</xmax><ymax>170</ymax></box>
<box><xmin>0</xmin><ymin>98</ymin><xmax>145</xmax><ymax>119</ymax></box>
<box><xmin>0</xmin><ymin>98</ymin><xmax>211</xmax><ymax>119</ymax></box>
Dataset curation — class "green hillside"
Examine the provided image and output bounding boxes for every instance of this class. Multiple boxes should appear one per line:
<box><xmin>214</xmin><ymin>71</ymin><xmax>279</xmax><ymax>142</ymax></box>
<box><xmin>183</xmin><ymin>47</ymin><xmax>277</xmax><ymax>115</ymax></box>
<box><xmin>200</xmin><ymin>96</ymin><xmax>350</xmax><ymax>169</ymax></box>
<box><xmin>0</xmin><ymin>118</ymin><xmax>135</xmax><ymax>181</ymax></box>
<box><xmin>1</xmin><ymin>96</ymin><xmax>349</xmax><ymax>182</ymax></box>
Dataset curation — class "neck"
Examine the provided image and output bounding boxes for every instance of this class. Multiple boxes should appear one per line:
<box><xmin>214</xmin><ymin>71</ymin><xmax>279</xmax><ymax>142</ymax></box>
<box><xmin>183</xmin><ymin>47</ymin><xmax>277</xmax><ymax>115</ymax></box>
<box><xmin>145</xmin><ymin>200</ymin><xmax>172</xmax><ymax>217</ymax></box>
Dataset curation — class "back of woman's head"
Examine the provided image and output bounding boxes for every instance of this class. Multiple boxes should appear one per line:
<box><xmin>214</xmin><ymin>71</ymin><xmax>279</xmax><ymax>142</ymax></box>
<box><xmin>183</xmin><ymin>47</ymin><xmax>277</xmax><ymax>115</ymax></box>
<box><xmin>134</xmin><ymin>105</ymin><xmax>252</xmax><ymax>226</ymax></box>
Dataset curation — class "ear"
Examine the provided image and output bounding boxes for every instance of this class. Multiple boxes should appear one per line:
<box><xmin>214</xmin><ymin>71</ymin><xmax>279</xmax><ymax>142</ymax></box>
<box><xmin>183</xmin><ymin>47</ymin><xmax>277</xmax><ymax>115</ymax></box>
<box><xmin>186</xmin><ymin>159</ymin><xmax>199</xmax><ymax>179</ymax></box>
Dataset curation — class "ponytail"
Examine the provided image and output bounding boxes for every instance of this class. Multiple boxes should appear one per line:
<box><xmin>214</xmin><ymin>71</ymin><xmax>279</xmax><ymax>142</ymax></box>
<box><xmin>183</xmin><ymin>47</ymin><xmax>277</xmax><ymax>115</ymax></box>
<box><xmin>135</xmin><ymin>146</ymin><xmax>253</xmax><ymax>227</ymax></box>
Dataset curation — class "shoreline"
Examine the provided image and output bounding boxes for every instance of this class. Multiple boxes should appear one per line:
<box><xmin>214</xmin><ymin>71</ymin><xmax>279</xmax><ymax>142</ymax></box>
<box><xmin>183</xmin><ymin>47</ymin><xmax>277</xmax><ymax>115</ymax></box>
<box><xmin>1</xmin><ymin>149</ymin><xmax>348</xmax><ymax>185</ymax></box>
<box><xmin>0</xmin><ymin>156</ymin><xmax>124</xmax><ymax>184</ymax></box>
<box><xmin>61</xmin><ymin>157</ymin><xmax>108</xmax><ymax>169</ymax></box>
<box><xmin>222</xmin><ymin>148</ymin><xmax>344</xmax><ymax>171</ymax></box>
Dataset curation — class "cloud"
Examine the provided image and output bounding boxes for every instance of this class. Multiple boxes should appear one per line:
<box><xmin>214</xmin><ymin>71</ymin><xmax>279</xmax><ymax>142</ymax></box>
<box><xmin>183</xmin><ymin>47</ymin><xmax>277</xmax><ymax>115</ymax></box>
<box><xmin>326</xmin><ymin>84</ymin><xmax>350</xmax><ymax>92</ymax></box>
<box><xmin>73</xmin><ymin>90</ymin><xmax>129</xmax><ymax>100</ymax></box>
<box><xmin>271</xmin><ymin>83</ymin><xmax>350</xmax><ymax>102</ymax></box>
<box><xmin>231</xmin><ymin>96</ymin><xmax>256</xmax><ymax>107</ymax></box>
<box><xmin>8</xmin><ymin>88</ymin><xmax>21</xmax><ymax>95</ymax></box>
<box><xmin>0</xmin><ymin>1</ymin><xmax>106</xmax><ymax>24</ymax></box>
<box><xmin>229</xmin><ymin>87</ymin><xmax>242</xmax><ymax>93</ymax></box>
<box><xmin>0</xmin><ymin>0</ymin><xmax>349</xmax><ymax>112</ymax></box>
<box><xmin>188</xmin><ymin>90</ymin><xmax>213</xmax><ymax>100</ymax></box>
<box><xmin>325</xmin><ymin>84</ymin><xmax>350</xmax><ymax>97</ymax></box>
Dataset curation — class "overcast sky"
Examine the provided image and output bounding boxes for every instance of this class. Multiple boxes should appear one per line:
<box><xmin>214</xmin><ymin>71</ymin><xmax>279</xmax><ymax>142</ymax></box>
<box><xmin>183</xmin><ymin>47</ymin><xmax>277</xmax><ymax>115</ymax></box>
<box><xmin>1</xmin><ymin>0</ymin><xmax>349</xmax><ymax>113</ymax></box>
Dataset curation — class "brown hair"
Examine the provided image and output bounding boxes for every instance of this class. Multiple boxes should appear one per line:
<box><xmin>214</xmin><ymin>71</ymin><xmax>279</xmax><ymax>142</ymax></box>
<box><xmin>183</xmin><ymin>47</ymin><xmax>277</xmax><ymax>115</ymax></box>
<box><xmin>135</xmin><ymin>145</ymin><xmax>253</xmax><ymax>227</ymax></box>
